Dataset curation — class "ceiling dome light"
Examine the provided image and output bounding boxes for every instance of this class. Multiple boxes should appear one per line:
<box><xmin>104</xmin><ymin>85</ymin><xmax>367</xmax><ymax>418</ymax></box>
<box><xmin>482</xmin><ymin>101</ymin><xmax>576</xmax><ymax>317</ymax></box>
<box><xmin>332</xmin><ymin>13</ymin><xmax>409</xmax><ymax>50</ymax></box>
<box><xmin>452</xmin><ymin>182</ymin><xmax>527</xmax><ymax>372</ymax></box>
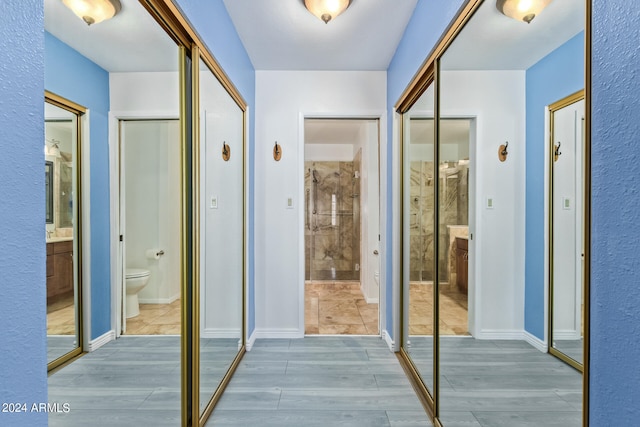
<box><xmin>62</xmin><ymin>0</ymin><xmax>122</xmax><ymax>26</ymax></box>
<box><xmin>496</xmin><ymin>0</ymin><xmax>553</xmax><ymax>24</ymax></box>
<box><xmin>304</xmin><ymin>0</ymin><xmax>351</xmax><ymax>24</ymax></box>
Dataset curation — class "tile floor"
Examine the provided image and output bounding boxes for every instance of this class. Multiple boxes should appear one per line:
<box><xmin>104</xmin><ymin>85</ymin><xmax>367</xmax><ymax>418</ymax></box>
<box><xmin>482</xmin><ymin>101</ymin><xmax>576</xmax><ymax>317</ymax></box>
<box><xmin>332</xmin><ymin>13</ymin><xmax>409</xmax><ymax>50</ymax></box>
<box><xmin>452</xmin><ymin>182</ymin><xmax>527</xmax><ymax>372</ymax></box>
<box><xmin>409</xmin><ymin>282</ymin><xmax>469</xmax><ymax>336</ymax></box>
<box><xmin>47</xmin><ymin>294</ymin><xmax>76</xmax><ymax>335</ymax></box>
<box><xmin>305</xmin><ymin>281</ymin><xmax>379</xmax><ymax>335</ymax></box>
<box><xmin>124</xmin><ymin>299</ymin><xmax>181</xmax><ymax>335</ymax></box>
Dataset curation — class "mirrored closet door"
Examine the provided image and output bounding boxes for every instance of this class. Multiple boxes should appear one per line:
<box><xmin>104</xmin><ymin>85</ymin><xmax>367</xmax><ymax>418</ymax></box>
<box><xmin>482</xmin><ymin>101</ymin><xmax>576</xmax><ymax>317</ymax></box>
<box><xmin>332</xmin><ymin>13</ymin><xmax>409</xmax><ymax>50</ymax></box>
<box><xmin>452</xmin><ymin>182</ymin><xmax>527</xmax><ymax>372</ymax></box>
<box><xmin>549</xmin><ymin>91</ymin><xmax>585</xmax><ymax>370</ymax></box>
<box><xmin>45</xmin><ymin>94</ymin><xmax>84</xmax><ymax>370</ymax></box>
<box><xmin>197</xmin><ymin>53</ymin><xmax>246</xmax><ymax>424</ymax></box>
<box><xmin>397</xmin><ymin>0</ymin><xmax>590</xmax><ymax>425</ymax></box>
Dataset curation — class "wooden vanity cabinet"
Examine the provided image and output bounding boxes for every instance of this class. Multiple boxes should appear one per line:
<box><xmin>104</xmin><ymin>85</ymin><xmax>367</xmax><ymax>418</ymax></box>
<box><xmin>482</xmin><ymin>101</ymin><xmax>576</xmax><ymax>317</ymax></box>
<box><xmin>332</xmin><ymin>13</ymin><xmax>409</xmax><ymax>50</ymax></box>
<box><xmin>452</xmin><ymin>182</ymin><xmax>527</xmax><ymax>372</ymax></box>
<box><xmin>46</xmin><ymin>240</ymin><xmax>74</xmax><ymax>300</ymax></box>
<box><xmin>455</xmin><ymin>237</ymin><xmax>468</xmax><ymax>295</ymax></box>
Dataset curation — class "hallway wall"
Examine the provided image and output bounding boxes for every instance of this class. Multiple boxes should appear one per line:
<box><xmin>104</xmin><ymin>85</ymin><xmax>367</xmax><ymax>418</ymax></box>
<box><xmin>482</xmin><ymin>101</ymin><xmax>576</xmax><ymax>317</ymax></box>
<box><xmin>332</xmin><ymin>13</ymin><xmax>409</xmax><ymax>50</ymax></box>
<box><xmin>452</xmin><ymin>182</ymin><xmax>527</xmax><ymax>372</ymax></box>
<box><xmin>45</xmin><ymin>32</ymin><xmax>111</xmax><ymax>340</ymax></box>
<box><xmin>591</xmin><ymin>0</ymin><xmax>640</xmax><ymax>423</ymax></box>
<box><xmin>254</xmin><ymin>71</ymin><xmax>386</xmax><ymax>337</ymax></box>
<box><xmin>0</xmin><ymin>2</ymin><xmax>47</xmax><ymax>424</ymax></box>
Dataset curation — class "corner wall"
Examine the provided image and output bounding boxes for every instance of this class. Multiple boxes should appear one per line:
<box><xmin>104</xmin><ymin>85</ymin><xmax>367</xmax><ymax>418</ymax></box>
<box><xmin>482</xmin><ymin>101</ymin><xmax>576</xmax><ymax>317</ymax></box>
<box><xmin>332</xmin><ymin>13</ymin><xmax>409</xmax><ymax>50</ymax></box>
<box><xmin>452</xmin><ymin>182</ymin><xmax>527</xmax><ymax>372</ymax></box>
<box><xmin>591</xmin><ymin>0</ymin><xmax>640</xmax><ymax>423</ymax></box>
<box><xmin>524</xmin><ymin>32</ymin><xmax>584</xmax><ymax>341</ymax></box>
<box><xmin>0</xmin><ymin>1</ymin><xmax>48</xmax><ymax>425</ymax></box>
<box><xmin>45</xmin><ymin>32</ymin><xmax>111</xmax><ymax>340</ymax></box>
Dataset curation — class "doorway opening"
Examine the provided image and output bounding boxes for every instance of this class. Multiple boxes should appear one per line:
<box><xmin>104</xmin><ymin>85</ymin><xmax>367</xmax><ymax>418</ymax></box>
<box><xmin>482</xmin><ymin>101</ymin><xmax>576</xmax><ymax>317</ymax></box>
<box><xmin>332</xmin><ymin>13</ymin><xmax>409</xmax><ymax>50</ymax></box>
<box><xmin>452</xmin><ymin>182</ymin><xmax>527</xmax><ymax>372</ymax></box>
<box><xmin>407</xmin><ymin>117</ymin><xmax>473</xmax><ymax>337</ymax></box>
<box><xmin>117</xmin><ymin>119</ymin><xmax>181</xmax><ymax>335</ymax></box>
<box><xmin>303</xmin><ymin>118</ymin><xmax>380</xmax><ymax>335</ymax></box>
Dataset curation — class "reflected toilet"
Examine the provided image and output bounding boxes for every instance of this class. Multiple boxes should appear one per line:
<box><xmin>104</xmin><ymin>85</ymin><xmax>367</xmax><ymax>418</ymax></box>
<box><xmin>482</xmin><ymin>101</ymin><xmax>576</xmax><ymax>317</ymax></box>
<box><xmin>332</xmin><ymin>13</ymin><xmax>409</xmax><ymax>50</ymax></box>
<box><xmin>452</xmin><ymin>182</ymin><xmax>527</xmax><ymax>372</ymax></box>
<box><xmin>125</xmin><ymin>268</ymin><xmax>151</xmax><ymax>318</ymax></box>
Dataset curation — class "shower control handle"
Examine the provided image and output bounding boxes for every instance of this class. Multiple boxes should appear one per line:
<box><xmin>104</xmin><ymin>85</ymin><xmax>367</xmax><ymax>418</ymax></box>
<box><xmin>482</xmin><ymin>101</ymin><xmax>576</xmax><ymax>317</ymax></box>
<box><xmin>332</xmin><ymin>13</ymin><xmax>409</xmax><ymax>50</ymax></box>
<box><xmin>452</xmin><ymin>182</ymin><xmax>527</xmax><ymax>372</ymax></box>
<box><xmin>373</xmin><ymin>250</ymin><xmax>379</xmax><ymax>255</ymax></box>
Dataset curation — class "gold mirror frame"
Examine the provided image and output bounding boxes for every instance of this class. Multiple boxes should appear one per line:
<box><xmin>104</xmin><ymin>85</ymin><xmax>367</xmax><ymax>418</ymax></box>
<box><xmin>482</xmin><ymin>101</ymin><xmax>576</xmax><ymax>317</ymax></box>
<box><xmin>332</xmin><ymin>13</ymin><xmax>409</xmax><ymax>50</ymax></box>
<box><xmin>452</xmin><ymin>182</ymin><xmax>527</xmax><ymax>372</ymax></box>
<box><xmin>136</xmin><ymin>2</ymin><xmax>249</xmax><ymax>425</ymax></box>
<box><xmin>45</xmin><ymin>91</ymin><xmax>86</xmax><ymax>373</ymax></box>
<box><xmin>395</xmin><ymin>1</ymin><xmax>591</xmax><ymax>426</ymax></box>
<box><xmin>548</xmin><ymin>89</ymin><xmax>586</xmax><ymax>373</ymax></box>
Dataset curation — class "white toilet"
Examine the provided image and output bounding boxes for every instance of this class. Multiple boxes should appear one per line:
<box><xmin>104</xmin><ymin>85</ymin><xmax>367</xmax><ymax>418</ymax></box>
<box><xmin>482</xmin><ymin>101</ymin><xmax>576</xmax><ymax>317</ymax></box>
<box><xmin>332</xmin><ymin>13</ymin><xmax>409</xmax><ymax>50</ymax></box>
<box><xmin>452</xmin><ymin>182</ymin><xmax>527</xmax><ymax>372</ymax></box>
<box><xmin>125</xmin><ymin>268</ymin><xmax>151</xmax><ymax>318</ymax></box>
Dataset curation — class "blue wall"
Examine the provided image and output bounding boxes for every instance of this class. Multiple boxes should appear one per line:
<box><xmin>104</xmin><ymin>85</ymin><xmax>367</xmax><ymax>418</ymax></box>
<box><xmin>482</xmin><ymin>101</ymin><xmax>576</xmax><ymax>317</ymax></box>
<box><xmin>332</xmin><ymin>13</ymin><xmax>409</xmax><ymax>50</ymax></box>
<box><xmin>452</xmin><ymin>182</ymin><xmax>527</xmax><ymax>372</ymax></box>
<box><xmin>524</xmin><ymin>32</ymin><xmax>584</xmax><ymax>340</ymax></box>
<box><xmin>386</xmin><ymin>0</ymin><xmax>465</xmax><ymax>337</ymax></box>
<box><xmin>591</xmin><ymin>0</ymin><xmax>640</xmax><ymax>423</ymax></box>
<box><xmin>45</xmin><ymin>32</ymin><xmax>112</xmax><ymax>340</ymax></box>
<box><xmin>0</xmin><ymin>1</ymin><xmax>48</xmax><ymax>425</ymax></box>
<box><xmin>174</xmin><ymin>0</ymin><xmax>256</xmax><ymax>335</ymax></box>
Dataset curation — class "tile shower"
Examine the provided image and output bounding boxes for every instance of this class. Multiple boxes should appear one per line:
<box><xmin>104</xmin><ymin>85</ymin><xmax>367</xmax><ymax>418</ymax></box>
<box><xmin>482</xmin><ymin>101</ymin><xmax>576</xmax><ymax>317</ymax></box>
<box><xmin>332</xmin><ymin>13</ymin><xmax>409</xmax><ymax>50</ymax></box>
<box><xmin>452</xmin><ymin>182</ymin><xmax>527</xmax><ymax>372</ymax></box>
<box><xmin>305</xmin><ymin>160</ymin><xmax>361</xmax><ymax>281</ymax></box>
<box><xmin>410</xmin><ymin>160</ymin><xmax>469</xmax><ymax>283</ymax></box>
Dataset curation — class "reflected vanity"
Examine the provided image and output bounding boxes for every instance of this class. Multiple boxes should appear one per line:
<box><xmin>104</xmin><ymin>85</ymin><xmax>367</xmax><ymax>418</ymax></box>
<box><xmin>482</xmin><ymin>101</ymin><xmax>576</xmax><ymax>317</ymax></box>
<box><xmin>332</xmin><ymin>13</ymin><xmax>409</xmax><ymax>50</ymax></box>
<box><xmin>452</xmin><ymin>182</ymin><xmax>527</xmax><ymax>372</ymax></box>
<box><xmin>45</xmin><ymin>96</ymin><xmax>83</xmax><ymax>370</ymax></box>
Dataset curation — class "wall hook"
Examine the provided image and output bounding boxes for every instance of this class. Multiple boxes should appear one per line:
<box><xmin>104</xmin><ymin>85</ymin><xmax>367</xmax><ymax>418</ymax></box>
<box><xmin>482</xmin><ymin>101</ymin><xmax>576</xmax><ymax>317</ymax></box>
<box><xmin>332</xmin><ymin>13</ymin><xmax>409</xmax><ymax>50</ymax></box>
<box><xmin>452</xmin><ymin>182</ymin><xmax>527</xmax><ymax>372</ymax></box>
<box><xmin>273</xmin><ymin>141</ymin><xmax>282</xmax><ymax>161</ymax></box>
<box><xmin>222</xmin><ymin>141</ymin><xmax>230</xmax><ymax>161</ymax></box>
<box><xmin>554</xmin><ymin>141</ymin><xmax>562</xmax><ymax>162</ymax></box>
<box><xmin>498</xmin><ymin>141</ymin><xmax>509</xmax><ymax>162</ymax></box>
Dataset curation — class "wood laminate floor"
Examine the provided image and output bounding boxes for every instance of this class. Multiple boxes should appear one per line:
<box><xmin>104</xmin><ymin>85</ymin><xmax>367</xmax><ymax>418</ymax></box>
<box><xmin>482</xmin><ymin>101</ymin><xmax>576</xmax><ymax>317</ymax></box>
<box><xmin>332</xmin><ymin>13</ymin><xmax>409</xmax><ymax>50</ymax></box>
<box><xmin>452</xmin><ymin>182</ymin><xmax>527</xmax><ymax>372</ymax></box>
<box><xmin>48</xmin><ymin>337</ymin><xmax>582</xmax><ymax>427</ymax></box>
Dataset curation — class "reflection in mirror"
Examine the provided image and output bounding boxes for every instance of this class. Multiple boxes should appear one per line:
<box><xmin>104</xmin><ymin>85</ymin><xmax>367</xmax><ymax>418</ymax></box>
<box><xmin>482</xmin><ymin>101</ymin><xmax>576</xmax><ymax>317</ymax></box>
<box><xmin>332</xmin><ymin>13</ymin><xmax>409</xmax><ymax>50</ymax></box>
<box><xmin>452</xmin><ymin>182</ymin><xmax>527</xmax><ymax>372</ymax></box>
<box><xmin>403</xmin><ymin>81</ymin><xmax>435</xmax><ymax>397</ymax></box>
<box><xmin>436</xmin><ymin>0</ymin><xmax>585</xmax><ymax>424</ymax></box>
<box><xmin>46</xmin><ymin>100</ymin><xmax>81</xmax><ymax>367</ymax></box>
<box><xmin>45</xmin><ymin>0</ymin><xmax>184</xmax><ymax>423</ymax></box>
<box><xmin>199</xmin><ymin>57</ymin><xmax>244</xmax><ymax>417</ymax></box>
<box><xmin>550</xmin><ymin>93</ymin><xmax>585</xmax><ymax>368</ymax></box>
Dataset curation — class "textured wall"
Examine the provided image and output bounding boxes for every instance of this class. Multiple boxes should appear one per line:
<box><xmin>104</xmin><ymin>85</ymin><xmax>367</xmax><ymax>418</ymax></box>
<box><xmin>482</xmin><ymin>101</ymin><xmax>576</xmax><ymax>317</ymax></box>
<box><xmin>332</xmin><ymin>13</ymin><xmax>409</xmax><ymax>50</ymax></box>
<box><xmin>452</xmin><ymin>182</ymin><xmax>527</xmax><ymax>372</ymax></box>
<box><xmin>524</xmin><ymin>32</ymin><xmax>584</xmax><ymax>340</ymax></box>
<box><xmin>591</xmin><ymin>0</ymin><xmax>640</xmax><ymax>423</ymax></box>
<box><xmin>0</xmin><ymin>1</ymin><xmax>48</xmax><ymax>425</ymax></box>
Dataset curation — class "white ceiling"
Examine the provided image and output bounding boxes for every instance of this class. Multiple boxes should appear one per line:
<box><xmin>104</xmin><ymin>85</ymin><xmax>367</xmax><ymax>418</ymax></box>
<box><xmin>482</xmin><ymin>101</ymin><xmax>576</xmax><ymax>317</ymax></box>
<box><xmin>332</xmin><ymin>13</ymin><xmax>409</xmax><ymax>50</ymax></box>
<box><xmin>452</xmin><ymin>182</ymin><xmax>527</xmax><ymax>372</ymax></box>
<box><xmin>44</xmin><ymin>0</ymin><xmax>177</xmax><ymax>72</ymax></box>
<box><xmin>222</xmin><ymin>0</ymin><xmax>418</xmax><ymax>70</ymax></box>
<box><xmin>442</xmin><ymin>0</ymin><xmax>584</xmax><ymax>70</ymax></box>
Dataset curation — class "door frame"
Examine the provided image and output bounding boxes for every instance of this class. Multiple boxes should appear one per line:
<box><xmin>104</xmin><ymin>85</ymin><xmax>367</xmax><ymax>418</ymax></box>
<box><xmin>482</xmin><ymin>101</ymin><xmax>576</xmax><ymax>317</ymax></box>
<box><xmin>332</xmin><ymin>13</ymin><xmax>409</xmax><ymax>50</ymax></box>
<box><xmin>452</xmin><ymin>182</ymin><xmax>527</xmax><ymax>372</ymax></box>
<box><xmin>109</xmin><ymin>110</ymin><xmax>179</xmax><ymax>337</ymax></box>
<box><xmin>298</xmin><ymin>111</ymin><xmax>386</xmax><ymax>337</ymax></box>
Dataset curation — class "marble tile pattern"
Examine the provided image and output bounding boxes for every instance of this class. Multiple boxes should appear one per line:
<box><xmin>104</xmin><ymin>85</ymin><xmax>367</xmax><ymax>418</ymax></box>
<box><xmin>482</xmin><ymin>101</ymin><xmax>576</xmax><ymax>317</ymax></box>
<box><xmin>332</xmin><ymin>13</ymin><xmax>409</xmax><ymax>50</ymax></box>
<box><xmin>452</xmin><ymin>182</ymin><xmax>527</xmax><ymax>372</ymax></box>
<box><xmin>47</xmin><ymin>294</ymin><xmax>76</xmax><ymax>335</ymax></box>
<box><xmin>305</xmin><ymin>281</ymin><xmax>378</xmax><ymax>335</ymax></box>
<box><xmin>409</xmin><ymin>282</ymin><xmax>469</xmax><ymax>336</ymax></box>
<box><xmin>124</xmin><ymin>299</ymin><xmax>181</xmax><ymax>335</ymax></box>
<box><xmin>409</xmin><ymin>161</ymin><xmax>468</xmax><ymax>283</ymax></box>
<box><xmin>305</xmin><ymin>161</ymin><xmax>360</xmax><ymax>281</ymax></box>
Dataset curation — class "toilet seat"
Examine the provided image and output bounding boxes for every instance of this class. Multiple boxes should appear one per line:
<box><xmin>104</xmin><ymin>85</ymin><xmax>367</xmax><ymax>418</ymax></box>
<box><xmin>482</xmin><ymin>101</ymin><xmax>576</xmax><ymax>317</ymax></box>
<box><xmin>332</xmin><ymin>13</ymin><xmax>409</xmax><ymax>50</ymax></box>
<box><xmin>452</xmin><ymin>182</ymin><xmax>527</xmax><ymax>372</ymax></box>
<box><xmin>126</xmin><ymin>268</ymin><xmax>150</xmax><ymax>279</ymax></box>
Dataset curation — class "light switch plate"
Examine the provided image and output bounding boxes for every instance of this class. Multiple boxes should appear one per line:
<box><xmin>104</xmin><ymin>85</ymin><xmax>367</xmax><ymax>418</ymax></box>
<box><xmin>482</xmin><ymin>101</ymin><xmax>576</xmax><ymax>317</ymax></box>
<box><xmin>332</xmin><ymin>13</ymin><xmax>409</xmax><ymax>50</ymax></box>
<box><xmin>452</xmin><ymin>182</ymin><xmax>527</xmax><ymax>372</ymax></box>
<box><xmin>486</xmin><ymin>197</ymin><xmax>494</xmax><ymax>209</ymax></box>
<box><xmin>563</xmin><ymin>197</ymin><xmax>571</xmax><ymax>210</ymax></box>
<box><xmin>286</xmin><ymin>196</ymin><xmax>294</xmax><ymax>209</ymax></box>
<box><xmin>210</xmin><ymin>196</ymin><xmax>218</xmax><ymax>209</ymax></box>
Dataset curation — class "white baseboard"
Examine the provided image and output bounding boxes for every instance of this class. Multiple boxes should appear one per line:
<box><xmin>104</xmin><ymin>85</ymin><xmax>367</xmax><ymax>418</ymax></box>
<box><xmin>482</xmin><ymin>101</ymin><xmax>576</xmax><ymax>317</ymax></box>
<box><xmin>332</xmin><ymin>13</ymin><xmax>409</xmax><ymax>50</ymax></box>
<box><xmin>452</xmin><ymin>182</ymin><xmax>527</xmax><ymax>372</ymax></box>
<box><xmin>246</xmin><ymin>330</ymin><xmax>257</xmax><ymax>351</ymax></box>
<box><xmin>382</xmin><ymin>329</ymin><xmax>395</xmax><ymax>352</ymax></box>
<box><xmin>523</xmin><ymin>330</ymin><xmax>548</xmax><ymax>353</ymax></box>
<box><xmin>553</xmin><ymin>330</ymin><xmax>581</xmax><ymax>340</ymax></box>
<box><xmin>138</xmin><ymin>292</ymin><xmax>180</xmax><ymax>305</ymax></box>
<box><xmin>201</xmin><ymin>328</ymin><xmax>243</xmax><ymax>339</ymax></box>
<box><xmin>253</xmin><ymin>328</ymin><xmax>304</xmax><ymax>339</ymax></box>
<box><xmin>364</xmin><ymin>295</ymin><xmax>380</xmax><ymax>304</ymax></box>
<box><xmin>88</xmin><ymin>330</ymin><xmax>115</xmax><ymax>352</ymax></box>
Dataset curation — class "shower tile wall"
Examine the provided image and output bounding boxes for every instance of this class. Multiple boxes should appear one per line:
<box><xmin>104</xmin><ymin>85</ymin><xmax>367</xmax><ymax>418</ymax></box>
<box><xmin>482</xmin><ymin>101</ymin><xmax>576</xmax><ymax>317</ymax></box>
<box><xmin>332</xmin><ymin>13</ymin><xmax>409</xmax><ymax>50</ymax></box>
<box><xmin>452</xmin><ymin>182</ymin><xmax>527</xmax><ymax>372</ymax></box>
<box><xmin>305</xmin><ymin>161</ymin><xmax>360</xmax><ymax>281</ymax></box>
<box><xmin>410</xmin><ymin>161</ymin><xmax>468</xmax><ymax>282</ymax></box>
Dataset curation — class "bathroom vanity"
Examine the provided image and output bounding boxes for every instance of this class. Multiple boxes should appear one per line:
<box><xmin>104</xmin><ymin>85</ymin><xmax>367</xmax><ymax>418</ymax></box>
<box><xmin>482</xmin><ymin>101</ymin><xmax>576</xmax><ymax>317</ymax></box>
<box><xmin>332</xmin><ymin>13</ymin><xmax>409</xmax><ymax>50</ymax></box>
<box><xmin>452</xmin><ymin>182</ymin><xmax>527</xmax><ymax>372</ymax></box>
<box><xmin>46</xmin><ymin>239</ymin><xmax>73</xmax><ymax>301</ymax></box>
<box><xmin>455</xmin><ymin>236</ymin><xmax>468</xmax><ymax>295</ymax></box>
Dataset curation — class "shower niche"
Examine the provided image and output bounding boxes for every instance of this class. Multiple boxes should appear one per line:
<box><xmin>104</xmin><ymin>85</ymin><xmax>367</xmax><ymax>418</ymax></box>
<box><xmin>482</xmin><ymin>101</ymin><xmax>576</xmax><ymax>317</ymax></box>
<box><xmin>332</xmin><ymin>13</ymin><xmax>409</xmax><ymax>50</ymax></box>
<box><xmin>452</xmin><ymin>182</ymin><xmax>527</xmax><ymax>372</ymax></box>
<box><xmin>305</xmin><ymin>160</ymin><xmax>361</xmax><ymax>281</ymax></box>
